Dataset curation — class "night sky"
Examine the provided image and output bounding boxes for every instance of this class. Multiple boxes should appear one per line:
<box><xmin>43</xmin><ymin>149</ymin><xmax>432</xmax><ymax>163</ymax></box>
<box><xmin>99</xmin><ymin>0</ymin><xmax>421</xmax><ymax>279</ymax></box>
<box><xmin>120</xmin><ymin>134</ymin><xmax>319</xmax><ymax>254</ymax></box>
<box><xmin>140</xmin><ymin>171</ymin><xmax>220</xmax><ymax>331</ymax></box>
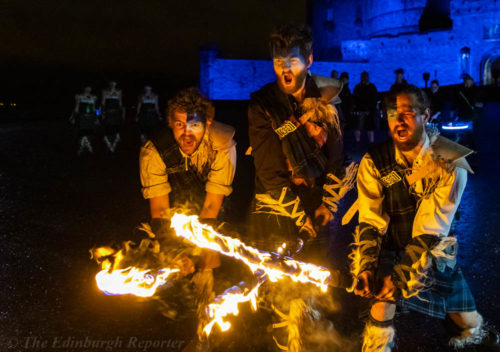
<box><xmin>0</xmin><ymin>0</ymin><xmax>306</xmax><ymax>78</ymax></box>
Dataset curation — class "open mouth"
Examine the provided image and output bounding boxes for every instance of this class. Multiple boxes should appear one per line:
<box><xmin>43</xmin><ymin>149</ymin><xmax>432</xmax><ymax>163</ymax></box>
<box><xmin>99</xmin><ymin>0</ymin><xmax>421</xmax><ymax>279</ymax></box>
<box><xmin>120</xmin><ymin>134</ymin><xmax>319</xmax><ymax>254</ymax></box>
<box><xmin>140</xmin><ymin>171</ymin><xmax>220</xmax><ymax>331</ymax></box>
<box><xmin>283</xmin><ymin>74</ymin><xmax>293</xmax><ymax>85</ymax></box>
<box><xmin>182</xmin><ymin>137</ymin><xmax>196</xmax><ymax>148</ymax></box>
<box><xmin>396</xmin><ymin>129</ymin><xmax>408</xmax><ymax>139</ymax></box>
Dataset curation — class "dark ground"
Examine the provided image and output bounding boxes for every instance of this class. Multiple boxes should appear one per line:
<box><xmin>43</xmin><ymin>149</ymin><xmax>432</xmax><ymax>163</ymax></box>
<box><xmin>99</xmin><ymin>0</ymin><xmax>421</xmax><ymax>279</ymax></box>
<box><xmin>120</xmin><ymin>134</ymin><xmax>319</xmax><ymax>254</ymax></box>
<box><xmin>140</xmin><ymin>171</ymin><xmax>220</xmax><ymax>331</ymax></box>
<box><xmin>0</xmin><ymin>102</ymin><xmax>499</xmax><ymax>352</ymax></box>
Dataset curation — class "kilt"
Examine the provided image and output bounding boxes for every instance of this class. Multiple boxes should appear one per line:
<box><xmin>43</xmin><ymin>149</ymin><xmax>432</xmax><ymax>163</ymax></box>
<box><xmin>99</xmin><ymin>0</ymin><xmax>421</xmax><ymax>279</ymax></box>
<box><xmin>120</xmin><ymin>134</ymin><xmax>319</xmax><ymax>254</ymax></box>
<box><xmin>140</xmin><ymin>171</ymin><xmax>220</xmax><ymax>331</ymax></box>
<box><xmin>400</xmin><ymin>267</ymin><xmax>477</xmax><ymax>319</ymax></box>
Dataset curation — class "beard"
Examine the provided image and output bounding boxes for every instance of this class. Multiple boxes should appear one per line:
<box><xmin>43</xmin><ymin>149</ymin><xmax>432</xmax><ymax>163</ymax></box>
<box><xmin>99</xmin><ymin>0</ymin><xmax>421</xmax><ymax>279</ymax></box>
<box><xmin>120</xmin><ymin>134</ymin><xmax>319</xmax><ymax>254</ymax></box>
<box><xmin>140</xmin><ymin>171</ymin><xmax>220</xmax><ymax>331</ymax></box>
<box><xmin>392</xmin><ymin>123</ymin><xmax>425</xmax><ymax>152</ymax></box>
<box><xmin>277</xmin><ymin>68</ymin><xmax>308</xmax><ymax>95</ymax></box>
<box><xmin>179</xmin><ymin>134</ymin><xmax>202</xmax><ymax>154</ymax></box>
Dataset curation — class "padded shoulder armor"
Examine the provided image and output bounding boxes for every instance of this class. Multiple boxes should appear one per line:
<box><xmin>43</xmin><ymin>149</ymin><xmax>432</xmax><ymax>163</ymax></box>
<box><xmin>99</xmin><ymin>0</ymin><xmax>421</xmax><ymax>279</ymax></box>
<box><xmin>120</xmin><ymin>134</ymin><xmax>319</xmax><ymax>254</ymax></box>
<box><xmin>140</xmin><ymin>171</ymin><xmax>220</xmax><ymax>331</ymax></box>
<box><xmin>311</xmin><ymin>74</ymin><xmax>343</xmax><ymax>104</ymax></box>
<box><xmin>209</xmin><ymin>121</ymin><xmax>236</xmax><ymax>150</ymax></box>
<box><xmin>430</xmin><ymin>135</ymin><xmax>474</xmax><ymax>173</ymax></box>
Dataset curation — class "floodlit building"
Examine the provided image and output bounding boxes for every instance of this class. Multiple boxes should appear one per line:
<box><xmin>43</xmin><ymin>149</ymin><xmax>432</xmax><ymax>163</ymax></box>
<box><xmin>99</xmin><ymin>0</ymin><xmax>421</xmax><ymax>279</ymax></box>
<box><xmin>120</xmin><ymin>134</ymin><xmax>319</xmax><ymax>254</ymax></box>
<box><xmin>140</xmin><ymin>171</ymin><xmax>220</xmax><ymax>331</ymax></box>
<box><xmin>201</xmin><ymin>0</ymin><xmax>500</xmax><ymax>99</ymax></box>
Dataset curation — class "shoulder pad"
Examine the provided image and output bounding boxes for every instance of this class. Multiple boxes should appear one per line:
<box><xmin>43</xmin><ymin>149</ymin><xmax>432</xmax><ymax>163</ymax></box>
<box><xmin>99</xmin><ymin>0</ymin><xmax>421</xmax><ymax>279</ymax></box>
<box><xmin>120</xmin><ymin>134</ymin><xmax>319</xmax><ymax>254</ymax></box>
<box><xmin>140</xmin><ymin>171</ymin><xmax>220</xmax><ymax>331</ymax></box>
<box><xmin>430</xmin><ymin>135</ymin><xmax>475</xmax><ymax>173</ymax></box>
<box><xmin>311</xmin><ymin>74</ymin><xmax>342</xmax><ymax>103</ymax></box>
<box><xmin>209</xmin><ymin>121</ymin><xmax>236</xmax><ymax>150</ymax></box>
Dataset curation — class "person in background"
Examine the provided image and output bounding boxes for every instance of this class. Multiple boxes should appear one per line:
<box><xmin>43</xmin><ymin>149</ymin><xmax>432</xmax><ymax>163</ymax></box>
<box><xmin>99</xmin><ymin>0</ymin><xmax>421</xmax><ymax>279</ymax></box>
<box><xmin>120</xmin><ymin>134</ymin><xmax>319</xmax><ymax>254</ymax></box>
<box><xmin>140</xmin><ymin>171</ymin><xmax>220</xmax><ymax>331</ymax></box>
<box><xmin>101</xmin><ymin>81</ymin><xmax>124</xmax><ymax>152</ymax></box>
<box><xmin>136</xmin><ymin>85</ymin><xmax>161</xmax><ymax>145</ymax></box>
<box><xmin>72</xmin><ymin>86</ymin><xmax>98</xmax><ymax>156</ymax></box>
<box><xmin>352</xmin><ymin>71</ymin><xmax>378</xmax><ymax>146</ymax></box>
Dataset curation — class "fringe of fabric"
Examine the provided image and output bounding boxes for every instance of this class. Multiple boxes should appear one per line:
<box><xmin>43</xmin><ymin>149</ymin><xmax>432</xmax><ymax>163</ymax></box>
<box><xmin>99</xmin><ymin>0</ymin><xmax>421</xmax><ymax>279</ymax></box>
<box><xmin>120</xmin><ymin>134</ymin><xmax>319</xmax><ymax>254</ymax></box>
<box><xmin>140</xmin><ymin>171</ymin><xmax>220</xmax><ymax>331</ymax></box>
<box><xmin>398</xmin><ymin>236</ymin><xmax>457</xmax><ymax>299</ymax></box>
<box><xmin>288</xmin><ymin>298</ymin><xmax>305</xmax><ymax>352</ymax></box>
<box><xmin>449</xmin><ymin>315</ymin><xmax>489</xmax><ymax>349</ymax></box>
<box><xmin>362</xmin><ymin>323</ymin><xmax>395</xmax><ymax>352</ymax></box>
<box><xmin>254</xmin><ymin>187</ymin><xmax>306</xmax><ymax>227</ymax></box>
<box><xmin>323</xmin><ymin>162</ymin><xmax>358</xmax><ymax>213</ymax></box>
<box><xmin>271</xmin><ymin>299</ymin><xmax>306</xmax><ymax>352</ymax></box>
<box><xmin>346</xmin><ymin>226</ymin><xmax>380</xmax><ymax>292</ymax></box>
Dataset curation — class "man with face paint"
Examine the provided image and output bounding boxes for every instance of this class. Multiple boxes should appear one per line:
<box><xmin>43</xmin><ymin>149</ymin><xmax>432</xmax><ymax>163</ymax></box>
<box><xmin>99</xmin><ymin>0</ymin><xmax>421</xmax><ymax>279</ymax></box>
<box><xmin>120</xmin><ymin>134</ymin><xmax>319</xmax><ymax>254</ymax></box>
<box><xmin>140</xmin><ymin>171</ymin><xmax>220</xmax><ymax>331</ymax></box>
<box><xmin>248</xmin><ymin>24</ymin><xmax>354</xmax><ymax>266</ymax></box>
<box><xmin>140</xmin><ymin>86</ymin><xmax>236</xmax><ymax>260</ymax></box>
<box><xmin>351</xmin><ymin>84</ymin><xmax>498</xmax><ymax>350</ymax></box>
<box><xmin>73</xmin><ymin>86</ymin><xmax>98</xmax><ymax>156</ymax></box>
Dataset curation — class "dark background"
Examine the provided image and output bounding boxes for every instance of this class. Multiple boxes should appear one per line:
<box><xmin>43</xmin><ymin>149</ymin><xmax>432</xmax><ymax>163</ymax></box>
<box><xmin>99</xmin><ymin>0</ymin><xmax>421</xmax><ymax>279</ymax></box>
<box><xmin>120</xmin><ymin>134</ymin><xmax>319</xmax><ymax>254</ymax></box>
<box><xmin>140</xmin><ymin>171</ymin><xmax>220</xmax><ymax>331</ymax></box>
<box><xmin>0</xmin><ymin>0</ymin><xmax>306</xmax><ymax>119</ymax></box>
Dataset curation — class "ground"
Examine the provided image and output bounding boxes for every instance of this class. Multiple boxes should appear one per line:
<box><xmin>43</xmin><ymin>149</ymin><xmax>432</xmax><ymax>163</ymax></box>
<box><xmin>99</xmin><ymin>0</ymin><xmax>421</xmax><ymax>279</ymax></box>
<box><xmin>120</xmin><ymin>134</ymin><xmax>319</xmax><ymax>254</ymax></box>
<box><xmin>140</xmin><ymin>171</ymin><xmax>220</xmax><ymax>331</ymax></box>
<box><xmin>0</xmin><ymin>103</ymin><xmax>499</xmax><ymax>352</ymax></box>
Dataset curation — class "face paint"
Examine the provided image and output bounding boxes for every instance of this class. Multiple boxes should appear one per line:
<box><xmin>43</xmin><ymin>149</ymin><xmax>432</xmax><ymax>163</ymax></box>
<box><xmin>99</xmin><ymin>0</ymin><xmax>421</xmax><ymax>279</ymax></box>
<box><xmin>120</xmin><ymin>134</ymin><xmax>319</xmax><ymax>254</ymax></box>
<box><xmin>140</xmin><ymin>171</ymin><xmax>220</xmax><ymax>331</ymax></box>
<box><xmin>387</xmin><ymin>93</ymin><xmax>427</xmax><ymax>152</ymax></box>
<box><xmin>273</xmin><ymin>46</ymin><xmax>310</xmax><ymax>95</ymax></box>
<box><xmin>170</xmin><ymin>111</ymin><xmax>206</xmax><ymax>155</ymax></box>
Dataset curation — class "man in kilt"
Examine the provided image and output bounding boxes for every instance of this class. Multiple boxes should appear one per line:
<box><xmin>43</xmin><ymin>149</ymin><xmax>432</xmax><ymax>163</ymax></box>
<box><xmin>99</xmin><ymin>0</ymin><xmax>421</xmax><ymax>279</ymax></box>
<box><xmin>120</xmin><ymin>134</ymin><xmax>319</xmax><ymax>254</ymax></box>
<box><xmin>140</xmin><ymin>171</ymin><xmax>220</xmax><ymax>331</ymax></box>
<box><xmin>351</xmin><ymin>84</ymin><xmax>498</xmax><ymax>350</ymax></box>
<box><xmin>247</xmin><ymin>24</ymin><xmax>355</xmax><ymax>262</ymax></box>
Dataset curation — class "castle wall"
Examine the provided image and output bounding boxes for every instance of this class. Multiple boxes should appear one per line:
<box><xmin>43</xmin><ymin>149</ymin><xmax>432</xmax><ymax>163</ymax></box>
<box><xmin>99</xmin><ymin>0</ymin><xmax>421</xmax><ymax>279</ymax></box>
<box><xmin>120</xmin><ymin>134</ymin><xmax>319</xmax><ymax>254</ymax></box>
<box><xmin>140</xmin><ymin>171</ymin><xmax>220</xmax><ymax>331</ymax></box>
<box><xmin>200</xmin><ymin>0</ymin><xmax>500</xmax><ymax>100</ymax></box>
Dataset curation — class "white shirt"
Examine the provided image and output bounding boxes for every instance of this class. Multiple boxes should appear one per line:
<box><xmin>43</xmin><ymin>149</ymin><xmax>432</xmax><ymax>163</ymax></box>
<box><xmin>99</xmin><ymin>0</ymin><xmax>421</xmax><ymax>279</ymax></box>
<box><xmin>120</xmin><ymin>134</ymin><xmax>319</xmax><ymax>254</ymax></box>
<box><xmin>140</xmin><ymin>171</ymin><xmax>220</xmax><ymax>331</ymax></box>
<box><xmin>357</xmin><ymin>134</ymin><xmax>467</xmax><ymax>238</ymax></box>
<box><xmin>139</xmin><ymin>121</ymin><xmax>237</xmax><ymax>199</ymax></box>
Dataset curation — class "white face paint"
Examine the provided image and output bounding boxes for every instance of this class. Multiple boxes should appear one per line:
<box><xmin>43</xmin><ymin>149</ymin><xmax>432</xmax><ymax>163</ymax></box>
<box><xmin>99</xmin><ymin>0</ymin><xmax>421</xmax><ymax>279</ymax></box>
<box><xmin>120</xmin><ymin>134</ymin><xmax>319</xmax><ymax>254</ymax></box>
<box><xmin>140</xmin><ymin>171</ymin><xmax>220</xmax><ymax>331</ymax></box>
<box><xmin>387</xmin><ymin>93</ymin><xmax>428</xmax><ymax>152</ymax></box>
<box><xmin>273</xmin><ymin>46</ymin><xmax>311</xmax><ymax>95</ymax></box>
<box><xmin>170</xmin><ymin>111</ymin><xmax>206</xmax><ymax>155</ymax></box>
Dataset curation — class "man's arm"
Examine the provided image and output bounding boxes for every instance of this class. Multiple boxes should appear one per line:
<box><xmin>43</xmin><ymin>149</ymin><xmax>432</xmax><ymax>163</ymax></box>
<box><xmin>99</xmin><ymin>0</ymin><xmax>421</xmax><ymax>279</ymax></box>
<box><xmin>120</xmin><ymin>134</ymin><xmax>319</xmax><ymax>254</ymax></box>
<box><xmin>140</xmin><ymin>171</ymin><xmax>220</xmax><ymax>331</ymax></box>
<box><xmin>200</xmin><ymin>192</ymin><xmax>224</xmax><ymax>219</ymax></box>
<box><xmin>149</xmin><ymin>194</ymin><xmax>170</xmax><ymax>218</ymax></box>
<box><xmin>351</xmin><ymin>154</ymin><xmax>388</xmax><ymax>296</ymax></box>
<box><xmin>392</xmin><ymin>166</ymin><xmax>467</xmax><ymax>298</ymax></box>
<box><xmin>248</xmin><ymin>101</ymin><xmax>291</xmax><ymax>191</ymax></box>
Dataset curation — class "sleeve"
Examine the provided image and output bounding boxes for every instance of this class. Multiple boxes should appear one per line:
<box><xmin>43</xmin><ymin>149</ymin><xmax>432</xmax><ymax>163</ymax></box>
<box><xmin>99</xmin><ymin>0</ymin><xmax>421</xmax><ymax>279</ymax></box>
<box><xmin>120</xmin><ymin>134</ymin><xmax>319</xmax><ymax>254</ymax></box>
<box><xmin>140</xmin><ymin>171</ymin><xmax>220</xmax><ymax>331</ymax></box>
<box><xmin>139</xmin><ymin>141</ymin><xmax>171</xmax><ymax>199</ymax></box>
<box><xmin>205</xmin><ymin>138</ymin><xmax>237</xmax><ymax>196</ymax></box>
<box><xmin>357</xmin><ymin>154</ymin><xmax>390</xmax><ymax>233</ymax></box>
<box><xmin>347</xmin><ymin>154</ymin><xmax>388</xmax><ymax>278</ymax></box>
<box><xmin>248</xmin><ymin>100</ymin><xmax>292</xmax><ymax>191</ymax></box>
<box><xmin>392</xmin><ymin>166</ymin><xmax>466</xmax><ymax>297</ymax></box>
<box><xmin>412</xmin><ymin>166</ymin><xmax>467</xmax><ymax>238</ymax></box>
<box><xmin>325</xmin><ymin>123</ymin><xmax>345</xmax><ymax>177</ymax></box>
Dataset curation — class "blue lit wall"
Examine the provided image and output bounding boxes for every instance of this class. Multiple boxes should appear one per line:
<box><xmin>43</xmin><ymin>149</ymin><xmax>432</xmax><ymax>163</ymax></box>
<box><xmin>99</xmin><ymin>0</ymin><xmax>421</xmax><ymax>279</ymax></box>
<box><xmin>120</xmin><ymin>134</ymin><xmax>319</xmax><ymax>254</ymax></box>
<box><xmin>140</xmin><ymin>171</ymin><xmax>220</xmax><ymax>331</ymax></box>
<box><xmin>201</xmin><ymin>0</ymin><xmax>500</xmax><ymax>100</ymax></box>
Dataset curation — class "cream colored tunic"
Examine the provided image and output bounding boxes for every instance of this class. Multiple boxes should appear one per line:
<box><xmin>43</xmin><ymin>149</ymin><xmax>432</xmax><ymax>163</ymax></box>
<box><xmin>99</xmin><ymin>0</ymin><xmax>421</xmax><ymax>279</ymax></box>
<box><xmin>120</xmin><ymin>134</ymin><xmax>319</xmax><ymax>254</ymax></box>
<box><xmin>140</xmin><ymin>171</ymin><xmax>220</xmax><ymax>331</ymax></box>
<box><xmin>357</xmin><ymin>134</ymin><xmax>467</xmax><ymax>238</ymax></box>
<box><xmin>140</xmin><ymin>121</ymin><xmax>237</xmax><ymax>199</ymax></box>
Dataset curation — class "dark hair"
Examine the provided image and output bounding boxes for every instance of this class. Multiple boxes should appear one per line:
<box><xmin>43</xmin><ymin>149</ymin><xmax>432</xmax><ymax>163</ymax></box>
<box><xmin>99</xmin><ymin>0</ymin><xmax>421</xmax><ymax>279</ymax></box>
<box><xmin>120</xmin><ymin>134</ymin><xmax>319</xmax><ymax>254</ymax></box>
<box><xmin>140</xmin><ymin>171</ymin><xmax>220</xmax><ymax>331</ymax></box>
<box><xmin>167</xmin><ymin>87</ymin><xmax>214</xmax><ymax>123</ymax></box>
<box><xmin>385</xmin><ymin>84</ymin><xmax>429</xmax><ymax>115</ymax></box>
<box><xmin>430</xmin><ymin>79</ymin><xmax>439</xmax><ymax>85</ymax></box>
<box><xmin>394</xmin><ymin>68</ymin><xmax>404</xmax><ymax>74</ymax></box>
<box><xmin>340</xmin><ymin>72</ymin><xmax>349</xmax><ymax>80</ymax></box>
<box><xmin>269</xmin><ymin>24</ymin><xmax>313</xmax><ymax>59</ymax></box>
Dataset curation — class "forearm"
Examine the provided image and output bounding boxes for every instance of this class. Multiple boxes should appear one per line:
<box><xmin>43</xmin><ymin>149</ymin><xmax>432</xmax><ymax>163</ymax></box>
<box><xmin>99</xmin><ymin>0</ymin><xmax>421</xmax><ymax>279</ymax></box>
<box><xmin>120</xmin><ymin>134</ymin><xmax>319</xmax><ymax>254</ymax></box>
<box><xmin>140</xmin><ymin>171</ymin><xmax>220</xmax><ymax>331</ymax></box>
<box><xmin>149</xmin><ymin>194</ymin><xmax>170</xmax><ymax>219</ymax></box>
<box><xmin>199</xmin><ymin>192</ymin><xmax>224</xmax><ymax>219</ymax></box>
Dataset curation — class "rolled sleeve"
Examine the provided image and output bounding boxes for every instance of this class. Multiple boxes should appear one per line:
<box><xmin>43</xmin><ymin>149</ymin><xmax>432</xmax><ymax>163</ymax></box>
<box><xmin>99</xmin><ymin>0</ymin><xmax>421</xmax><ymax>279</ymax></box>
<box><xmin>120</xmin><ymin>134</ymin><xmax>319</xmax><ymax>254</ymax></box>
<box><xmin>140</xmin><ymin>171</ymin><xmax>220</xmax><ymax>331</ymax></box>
<box><xmin>139</xmin><ymin>141</ymin><xmax>171</xmax><ymax>199</ymax></box>
<box><xmin>357</xmin><ymin>154</ymin><xmax>390</xmax><ymax>234</ymax></box>
<box><xmin>205</xmin><ymin>141</ymin><xmax>236</xmax><ymax>196</ymax></box>
<box><xmin>413</xmin><ymin>166</ymin><xmax>467</xmax><ymax>237</ymax></box>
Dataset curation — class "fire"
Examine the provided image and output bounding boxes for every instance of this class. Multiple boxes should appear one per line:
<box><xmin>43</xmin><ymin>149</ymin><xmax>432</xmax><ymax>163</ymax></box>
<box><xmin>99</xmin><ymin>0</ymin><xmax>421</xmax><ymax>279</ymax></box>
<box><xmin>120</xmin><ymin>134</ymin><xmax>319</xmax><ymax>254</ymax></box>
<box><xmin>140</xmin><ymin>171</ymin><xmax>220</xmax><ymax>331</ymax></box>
<box><xmin>93</xmin><ymin>245</ymin><xmax>179</xmax><ymax>297</ymax></box>
<box><xmin>93</xmin><ymin>213</ymin><xmax>334</xmax><ymax>338</ymax></box>
<box><xmin>203</xmin><ymin>281</ymin><xmax>262</xmax><ymax>336</ymax></box>
<box><xmin>171</xmin><ymin>213</ymin><xmax>333</xmax><ymax>335</ymax></box>
<box><xmin>171</xmin><ymin>213</ymin><xmax>332</xmax><ymax>291</ymax></box>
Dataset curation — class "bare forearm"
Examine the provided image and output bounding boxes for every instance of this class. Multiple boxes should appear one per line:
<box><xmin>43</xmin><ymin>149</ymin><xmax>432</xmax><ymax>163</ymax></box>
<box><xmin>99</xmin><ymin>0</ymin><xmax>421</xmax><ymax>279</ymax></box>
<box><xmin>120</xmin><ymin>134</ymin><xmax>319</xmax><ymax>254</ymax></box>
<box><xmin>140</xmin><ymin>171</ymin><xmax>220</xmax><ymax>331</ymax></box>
<box><xmin>199</xmin><ymin>192</ymin><xmax>224</xmax><ymax>219</ymax></box>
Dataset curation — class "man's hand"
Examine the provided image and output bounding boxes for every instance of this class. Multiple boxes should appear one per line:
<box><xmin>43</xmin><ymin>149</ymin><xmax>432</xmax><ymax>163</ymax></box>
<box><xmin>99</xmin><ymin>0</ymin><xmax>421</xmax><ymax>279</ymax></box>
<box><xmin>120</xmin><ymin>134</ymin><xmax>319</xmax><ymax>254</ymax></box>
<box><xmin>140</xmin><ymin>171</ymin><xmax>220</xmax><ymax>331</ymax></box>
<box><xmin>174</xmin><ymin>257</ymin><xmax>195</xmax><ymax>277</ymax></box>
<box><xmin>314</xmin><ymin>203</ymin><xmax>333</xmax><ymax>227</ymax></box>
<box><xmin>354</xmin><ymin>270</ymin><xmax>373</xmax><ymax>297</ymax></box>
<box><xmin>299</xmin><ymin>216</ymin><xmax>317</xmax><ymax>238</ymax></box>
<box><xmin>375</xmin><ymin>275</ymin><xmax>396</xmax><ymax>301</ymax></box>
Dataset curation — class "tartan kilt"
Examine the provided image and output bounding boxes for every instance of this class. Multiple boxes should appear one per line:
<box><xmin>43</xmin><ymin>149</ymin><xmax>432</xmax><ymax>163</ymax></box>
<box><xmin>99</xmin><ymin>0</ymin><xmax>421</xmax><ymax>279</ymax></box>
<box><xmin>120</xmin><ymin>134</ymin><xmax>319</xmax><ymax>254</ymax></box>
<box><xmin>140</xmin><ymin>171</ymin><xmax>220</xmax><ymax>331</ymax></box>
<box><xmin>400</xmin><ymin>266</ymin><xmax>477</xmax><ymax>319</ymax></box>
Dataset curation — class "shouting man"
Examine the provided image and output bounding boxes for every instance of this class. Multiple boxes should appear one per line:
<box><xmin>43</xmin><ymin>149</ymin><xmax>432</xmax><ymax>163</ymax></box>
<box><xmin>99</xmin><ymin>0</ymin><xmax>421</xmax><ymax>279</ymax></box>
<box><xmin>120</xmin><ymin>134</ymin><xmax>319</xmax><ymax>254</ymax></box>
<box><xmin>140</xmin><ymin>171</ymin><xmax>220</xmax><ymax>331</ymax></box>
<box><xmin>248</xmin><ymin>24</ymin><xmax>354</xmax><ymax>264</ymax></box>
<box><xmin>350</xmin><ymin>84</ymin><xmax>498</xmax><ymax>350</ymax></box>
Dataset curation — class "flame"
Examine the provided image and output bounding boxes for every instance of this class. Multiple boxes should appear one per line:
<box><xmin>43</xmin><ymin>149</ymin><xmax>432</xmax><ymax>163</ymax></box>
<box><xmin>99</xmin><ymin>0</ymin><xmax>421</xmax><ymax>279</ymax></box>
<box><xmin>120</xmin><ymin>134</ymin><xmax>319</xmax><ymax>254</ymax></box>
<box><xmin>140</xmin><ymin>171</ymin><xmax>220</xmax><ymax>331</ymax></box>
<box><xmin>171</xmin><ymin>213</ymin><xmax>332</xmax><ymax>335</ymax></box>
<box><xmin>93</xmin><ymin>214</ymin><xmax>333</xmax><ymax>337</ymax></box>
<box><xmin>94</xmin><ymin>245</ymin><xmax>178</xmax><ymax>297</ymax></box>
<box><xmin>96</xmin><ymin>267</ymin><xmax>179</xmax><ymax>297</ymax></box>
<box><xmin>171</xmin><ymin>213</ymin><xmax>331</xmax><ymax>291</ymax></box>
<box><xmin>203</xmin><ymin>281</ymin><xmax>262</xmax><ymax>336</ymax></box>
